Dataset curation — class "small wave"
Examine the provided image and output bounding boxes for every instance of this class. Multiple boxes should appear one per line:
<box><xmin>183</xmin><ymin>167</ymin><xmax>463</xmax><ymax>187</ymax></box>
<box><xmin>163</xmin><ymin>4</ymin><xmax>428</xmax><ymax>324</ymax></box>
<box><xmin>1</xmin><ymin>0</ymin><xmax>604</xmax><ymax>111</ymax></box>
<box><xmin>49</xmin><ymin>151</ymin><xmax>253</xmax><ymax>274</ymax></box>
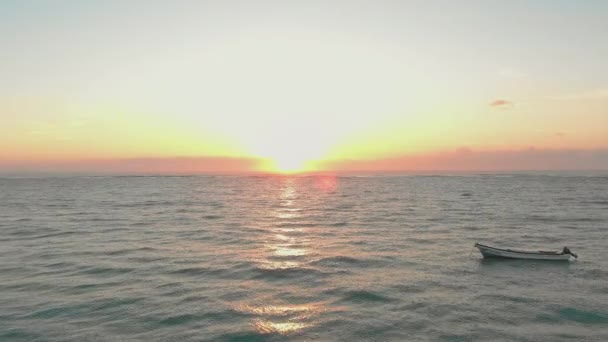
<box><xmin>334</xmin><ymin>204</ymin><xmax>355</xmax><ymax>210</ymax></box>
<box><xmin>6</xmin><ymin>228</ymin><xmax>51</xmax><ymax>237</ymax></box>
<box><xmin>351</xmin><ymin>240</ymin><xmax>369</xmax><ymax>245</ymax></box>
<box><xmin>215</xmin><ymin>331</ymin><xmax>270</xmax><ymax>341</ymax></box>
<box><xmin>527</xmin><ymin>215</ymin><xmax>604</xmax><ymax>223</ymax></box>
<box><xmin>60</xmin><ymin>281</ymin><xmax>123</xmax><ymax>294</ymax></box>
<box><xmin>7</xmin><ymin>230</ymin><xmax>76</xmax><ymax>240</ymax></box>
<box><xmin>208</xmin><ymin>201</ymin><xmax>225</xmax><ymax>208</ymax></box>
<box><xmin>129</xmin><ymin>221</ymin><xmax>148</xmax><ymax>227</ymax></box>
<box><xmin>581</xmin><ymin>200</ymin><xmax>608</xmax><ymax>205</ymax></box>
<box><xmin>391</xmin><ymin>284</ymin><xmax>426</xmax><ymax>294</ymax></box>
<box><xmin>538</xmin><ymin>307</ymin><xmax>608</xmax><ymax>325</ymax></box>
<box><xmin>252</xmin><ymin>266</ymin><xmax>326</xmax><ymax>280</ymax></box>
<box><xmin>476</xmin><ymin>293</ymin><xmax>538</xmax><ymax>304</ymax></box>
<box><xmin>311</xmin><ymin>256</ymin><xmax>360</xmax><ymax>265</ymax></box>
<box><xmin>35</xmin><ymin>231</ymin><xmax>79</xmax><ymax>239</ymax></box>
<box><xmin>158</xmin><ymin>309</ymin><xmax>247</xmax><ymax>327</ymax></box>
<box><xmin>54</xmin><ymin>212</ymin><xmax>94</xmax><ymax>217</ymax></box>
<box><xmin>106</xmin><ymin>246</ymin><xmax>158</xmax><ymax>256</ymax></box>
<box><xmin>79</xmin><ymin>266</ymin><xmax>135</xmax><ymax>276</ymax></box>
<box><xmin>30</xmin><ymin>298</ymin><xmax>142</xmax><ymax>319</ymax></box>
<box><xmin>1</xmin><ymin>281</ymin><xmax>55</xmax><ymax>292</ymax></box>
<box><xmin>43</xmin><ymin>204</ymin><xmax>70</xmax><ymax>208</ymax></box>
<box><xmin>310</xmin><ymin>256</ymin><xmax>387</xmax><ymax>268</ymax></box>
<box><xmin>592</xmin><ymin>286</ymin><xmax>608</xmax><ymax>294</ymax></box>
<box><xmin>276</xmin><ymin>222</ymin><xmax>317</xmax><ymax>228</ymax></box>
<box><xmin>203</xmin><ymin>215</ymin><xmax>223</xmax><ymax>220</ymax></box>
<box><xmin>337</xmin><ymin>290</ymin><xmax>393</xmax><ymax>303</ymax></box>
<box><xmin>28</xmin><ymin>305</ymin><xmax>87</xmax><ymax>319</ymax></box>
<box><xmin>407</xmin><ymin>238</ymin><xmax>436</xmax><ymax>244</ymax></box>
<box><xmin>127</xmin><ymin>256</ymin><xmax>164</xmax><ymax>263</ymax></box>
<box><xmin>69</xmin><ymin>217</ymin><xmax>121</xmax><ymax>223</ymax></box>
<box><xmin>119</xmin><ymin>200</ymin><xmax>175</xmax><ymax>208</ymax></box>
<box><xmin>93</xmin><ymin>297</ymin><xmax>144</xmax><ymax>311</ymax></box>
<box><xmin>158</xmin><ymin>314</ymin><xmax>198</xmax><ymax>326</ymax></box>
<box><xmin>171</xmin><ymin>266</ymin><xmax>219</xmax><ymax>276</ymax></box>
<box><xmin>573</xmin><ymin>217</ymin><xmax>605</xmax><ymax>222</ymax></box>
<box><xmin>45</xmin><ymin>262</ymin><xmax>75</xmax><ymax>268</ymax></box>
<box><xmin>578</xmin><ymin>268</ymin><xmax>608</xmax><ymax>280</ymax></box>
<box><xmin>0</xmin><ymin>329</ymin><xmax>41</xmax><ymax>341</ymax></box>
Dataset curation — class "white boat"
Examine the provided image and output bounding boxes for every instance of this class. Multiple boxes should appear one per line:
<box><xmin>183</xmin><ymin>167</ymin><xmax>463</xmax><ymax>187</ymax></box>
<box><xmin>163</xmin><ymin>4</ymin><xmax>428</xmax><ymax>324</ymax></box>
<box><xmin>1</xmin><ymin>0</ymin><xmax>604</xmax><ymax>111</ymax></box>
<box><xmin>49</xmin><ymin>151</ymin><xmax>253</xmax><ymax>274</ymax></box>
<box><xmin>475</xmin><ymin>243</ymin><xmax>577</xmax><ymax>261</ymax></box>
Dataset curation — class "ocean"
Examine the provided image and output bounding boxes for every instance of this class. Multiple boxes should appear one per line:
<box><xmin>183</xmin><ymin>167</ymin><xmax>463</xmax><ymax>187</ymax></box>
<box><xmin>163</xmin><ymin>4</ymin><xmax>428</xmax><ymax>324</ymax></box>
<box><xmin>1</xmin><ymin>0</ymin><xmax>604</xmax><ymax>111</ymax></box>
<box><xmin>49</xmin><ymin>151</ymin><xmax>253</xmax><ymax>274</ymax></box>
<box><xmin>1</xmin><ymin>173</ymin><xmax>607</xmax><ymax>341</ymax></box>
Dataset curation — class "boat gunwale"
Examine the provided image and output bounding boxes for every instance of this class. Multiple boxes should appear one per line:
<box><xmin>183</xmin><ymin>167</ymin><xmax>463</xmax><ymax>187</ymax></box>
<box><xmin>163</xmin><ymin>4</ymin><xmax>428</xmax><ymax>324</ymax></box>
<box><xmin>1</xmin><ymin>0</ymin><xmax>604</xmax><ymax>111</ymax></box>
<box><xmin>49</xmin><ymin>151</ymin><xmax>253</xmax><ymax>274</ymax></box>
<box><xmin>474</xmin><ymin>243</ymin><xmax>566</xmax><ymax>256</ymax></box>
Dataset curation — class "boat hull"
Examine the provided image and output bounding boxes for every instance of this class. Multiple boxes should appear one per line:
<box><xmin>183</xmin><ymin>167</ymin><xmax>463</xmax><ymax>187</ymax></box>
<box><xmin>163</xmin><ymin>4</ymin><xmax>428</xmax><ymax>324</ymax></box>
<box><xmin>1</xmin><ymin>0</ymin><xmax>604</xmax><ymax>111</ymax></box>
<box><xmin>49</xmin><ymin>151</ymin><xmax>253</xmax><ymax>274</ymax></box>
<box><xmin>475</xmin><ymin>243</ymin><xmax>572</xmax><ymax>261</ymax></box>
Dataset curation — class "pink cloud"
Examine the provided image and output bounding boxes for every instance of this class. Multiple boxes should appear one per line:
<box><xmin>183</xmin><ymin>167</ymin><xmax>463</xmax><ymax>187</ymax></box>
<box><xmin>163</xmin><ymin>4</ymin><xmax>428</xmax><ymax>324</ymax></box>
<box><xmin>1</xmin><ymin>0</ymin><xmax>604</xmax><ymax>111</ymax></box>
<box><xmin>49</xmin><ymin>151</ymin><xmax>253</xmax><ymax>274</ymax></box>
<box><xmin>2</xmin><ymin>149</ymin><xmax>608</xmax><ymax>174</ymax></box>
<box><xmin>315</xmin><ymin>148</ymin><xmax>608</xmax><ymax>172</ymax></box>
<box><xmin>0</xmin><ymin>157</ymin><xmax>269</xmax><ymax>175</ymax></box>
<box><xmin>489</xmin><ymin>99</ymin><xmax>513</xmax><ymax>108</ymax></box>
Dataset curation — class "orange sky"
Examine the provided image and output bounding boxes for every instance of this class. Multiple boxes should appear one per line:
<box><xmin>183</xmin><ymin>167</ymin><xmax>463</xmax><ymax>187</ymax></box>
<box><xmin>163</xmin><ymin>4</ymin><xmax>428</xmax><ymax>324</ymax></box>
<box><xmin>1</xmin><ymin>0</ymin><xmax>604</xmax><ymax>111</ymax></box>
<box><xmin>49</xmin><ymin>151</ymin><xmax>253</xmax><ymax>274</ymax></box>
<box><xmin>1</xmin><ymin>1</ymin><xmax>607</xmax><ymax>174</ymax></box>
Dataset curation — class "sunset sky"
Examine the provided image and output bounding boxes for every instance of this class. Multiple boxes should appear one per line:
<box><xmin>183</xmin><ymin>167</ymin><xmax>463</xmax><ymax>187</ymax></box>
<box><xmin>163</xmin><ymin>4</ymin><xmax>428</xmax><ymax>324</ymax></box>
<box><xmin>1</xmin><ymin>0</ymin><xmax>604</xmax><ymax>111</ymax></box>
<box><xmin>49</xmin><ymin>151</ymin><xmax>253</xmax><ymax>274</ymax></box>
<box><xmin>2</xmin><ymin>1</ymin><xmax>607</xmax><ymax>173</ymax></box>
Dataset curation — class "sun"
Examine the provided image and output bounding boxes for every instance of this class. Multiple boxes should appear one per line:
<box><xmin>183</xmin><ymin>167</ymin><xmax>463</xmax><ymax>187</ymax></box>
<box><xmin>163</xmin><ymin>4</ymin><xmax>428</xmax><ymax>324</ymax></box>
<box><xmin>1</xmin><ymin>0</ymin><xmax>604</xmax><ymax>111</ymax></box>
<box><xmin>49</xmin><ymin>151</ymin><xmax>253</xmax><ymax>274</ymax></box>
<box><xmin>264</xmin><ymin>151</ymin><xmax>317</xmax><ymax>173</ymax></box>
<box><xmin>238</xmin><ymin>120</ymin><xmax>334</xmax><ymax>174</ymax></box>
<box><xmin>249</xmin><ymin>139</ymin><xmax>321</xmax><ymax>174</ymax></box>
<box><xmin>271</xmin><ymin>155</ymin><xmax>308</xmax><ymax>173</ymax></box>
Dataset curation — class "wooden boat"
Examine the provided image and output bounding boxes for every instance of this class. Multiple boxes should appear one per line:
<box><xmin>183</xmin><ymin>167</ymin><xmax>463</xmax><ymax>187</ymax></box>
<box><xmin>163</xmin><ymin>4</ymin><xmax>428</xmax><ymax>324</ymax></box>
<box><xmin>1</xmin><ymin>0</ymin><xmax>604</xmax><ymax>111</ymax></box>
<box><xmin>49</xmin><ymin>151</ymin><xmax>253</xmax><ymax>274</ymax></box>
<box><xmin>475</xmin><ymin>243</ymin><xmax>577</xmax><ymax>261</ymax></box>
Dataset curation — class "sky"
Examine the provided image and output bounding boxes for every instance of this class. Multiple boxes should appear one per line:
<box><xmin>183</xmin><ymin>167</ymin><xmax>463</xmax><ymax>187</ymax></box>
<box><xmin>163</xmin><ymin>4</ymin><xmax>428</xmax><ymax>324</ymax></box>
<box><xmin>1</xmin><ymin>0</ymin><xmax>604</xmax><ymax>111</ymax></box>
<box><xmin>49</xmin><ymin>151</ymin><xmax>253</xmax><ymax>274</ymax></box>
<box><xmin>1</xmin><ymin>0</ymin><xmax>607</xmax><ymax>173</ymax></box>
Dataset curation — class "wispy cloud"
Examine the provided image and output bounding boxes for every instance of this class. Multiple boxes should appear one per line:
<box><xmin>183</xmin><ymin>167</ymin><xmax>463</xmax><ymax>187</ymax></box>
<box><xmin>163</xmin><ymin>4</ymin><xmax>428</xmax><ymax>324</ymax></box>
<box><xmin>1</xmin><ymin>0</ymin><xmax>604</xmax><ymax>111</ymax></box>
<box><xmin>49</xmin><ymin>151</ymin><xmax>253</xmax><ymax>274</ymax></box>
<box><xmin>489</xmin><ymin>99</ymin><xmax>513</xmax><ymax>108</ymax></box>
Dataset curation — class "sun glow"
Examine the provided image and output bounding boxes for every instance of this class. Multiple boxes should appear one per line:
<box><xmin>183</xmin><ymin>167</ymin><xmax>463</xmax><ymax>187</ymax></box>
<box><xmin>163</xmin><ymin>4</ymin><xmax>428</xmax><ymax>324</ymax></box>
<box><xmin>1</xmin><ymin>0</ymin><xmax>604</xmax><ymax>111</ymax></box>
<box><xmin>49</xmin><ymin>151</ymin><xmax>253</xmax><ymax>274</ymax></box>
<box><xmin>271</xmin><ymin>155</ymin><xmax>308</xmax><ymax>173</ymax></box>
<box><xmin>242</xmin><ymin>122</ymin><xmax>332</xmax><ymax>173</ymax></box>
<box><xmin>262</xmin><ymin>151</ymin><xmax>320</xmax><ymax>174</ymax></box>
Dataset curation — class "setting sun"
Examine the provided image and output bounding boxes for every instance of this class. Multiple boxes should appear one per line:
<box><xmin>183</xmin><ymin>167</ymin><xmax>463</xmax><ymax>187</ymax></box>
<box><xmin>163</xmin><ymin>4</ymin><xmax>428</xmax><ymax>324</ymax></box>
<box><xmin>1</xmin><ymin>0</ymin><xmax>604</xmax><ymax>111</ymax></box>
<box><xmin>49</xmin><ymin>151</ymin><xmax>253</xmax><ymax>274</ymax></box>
<box><xmin>240</xmin><ymin>120</ymin><xmax>339</xmax><ymax>173</ymax></box>
<box><xmin>257</xmin><ymin>146</ymin><xmax>318</xmax><ymax>174</ymax></box>
<box><xmin>270</xmin><ymin>156</ymin><xmax>306</xmax><ymax>174</ymax></box>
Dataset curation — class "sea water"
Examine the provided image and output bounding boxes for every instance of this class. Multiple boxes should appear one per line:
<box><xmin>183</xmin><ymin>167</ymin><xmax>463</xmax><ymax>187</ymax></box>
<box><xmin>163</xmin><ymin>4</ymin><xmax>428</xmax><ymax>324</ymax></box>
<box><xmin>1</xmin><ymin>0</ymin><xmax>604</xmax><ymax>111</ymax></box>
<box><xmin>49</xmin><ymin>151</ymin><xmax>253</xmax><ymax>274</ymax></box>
<box><xmin>1</xmin><ymin>173</ymin><xmax>607</xmax><ymax>341</ymax></box>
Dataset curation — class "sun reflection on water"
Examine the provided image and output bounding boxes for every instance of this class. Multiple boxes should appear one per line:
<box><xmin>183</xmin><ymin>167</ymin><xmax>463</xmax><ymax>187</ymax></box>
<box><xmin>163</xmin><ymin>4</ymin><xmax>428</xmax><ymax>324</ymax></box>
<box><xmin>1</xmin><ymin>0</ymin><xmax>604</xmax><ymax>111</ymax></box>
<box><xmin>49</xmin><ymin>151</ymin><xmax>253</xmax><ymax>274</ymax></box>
<box><xmin>263</xmin><ymin>178</ymin><xmax>311</xmax><ymax>265</ymax></box>
<box><xmin>271</xmin><ymin>245</ymin><xmax>308</xmax><ymax>257</ymax></box>
<box><xmin>242</xmin><ymin>176</ymin><xmax>333</xmax><ymax>336</ymax></box>
<box><xmin>239</xmin><ymin>303</ymin><xmax>328</xmax><ymax>335</ymax></box>
<box><xmin>243</xmin><ymin>303</ymin><xmax>325</xmax><ymax>317</ymax></box>
<box><xmin>315</xmin><ymin>174</ymin><xmax>338</xmax><ymax>193</ymax></box>
<box><xmin>253</xmin><ymin>320</ymin><xmax>311</xmax><ymax>335</ymax></box>
<box><xmin>275</xmin><ymin>210</ymin><xmax>301</xmax><ymax>219</ymax></box>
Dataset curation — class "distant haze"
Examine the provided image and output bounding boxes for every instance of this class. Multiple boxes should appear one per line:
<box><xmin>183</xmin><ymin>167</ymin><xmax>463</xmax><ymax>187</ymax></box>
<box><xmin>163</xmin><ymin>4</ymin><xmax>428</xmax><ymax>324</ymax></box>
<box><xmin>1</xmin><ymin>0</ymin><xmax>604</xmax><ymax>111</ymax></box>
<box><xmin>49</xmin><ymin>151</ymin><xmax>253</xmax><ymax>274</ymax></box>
<box><xmin>2</xmin><ymin>148</ymin><xmax>608</xmax><ymax>175</ymax></box>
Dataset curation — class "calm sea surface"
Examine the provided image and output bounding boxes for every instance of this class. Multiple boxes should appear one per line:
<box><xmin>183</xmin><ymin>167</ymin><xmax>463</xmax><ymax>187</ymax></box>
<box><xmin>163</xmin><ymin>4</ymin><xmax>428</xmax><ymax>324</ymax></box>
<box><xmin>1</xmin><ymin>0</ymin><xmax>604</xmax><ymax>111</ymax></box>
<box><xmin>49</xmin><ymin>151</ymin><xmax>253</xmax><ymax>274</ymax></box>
<box><xmin>1</xmin><ymin>174</ymin><xmax>607</xmax><ymax>341</ymax></box>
